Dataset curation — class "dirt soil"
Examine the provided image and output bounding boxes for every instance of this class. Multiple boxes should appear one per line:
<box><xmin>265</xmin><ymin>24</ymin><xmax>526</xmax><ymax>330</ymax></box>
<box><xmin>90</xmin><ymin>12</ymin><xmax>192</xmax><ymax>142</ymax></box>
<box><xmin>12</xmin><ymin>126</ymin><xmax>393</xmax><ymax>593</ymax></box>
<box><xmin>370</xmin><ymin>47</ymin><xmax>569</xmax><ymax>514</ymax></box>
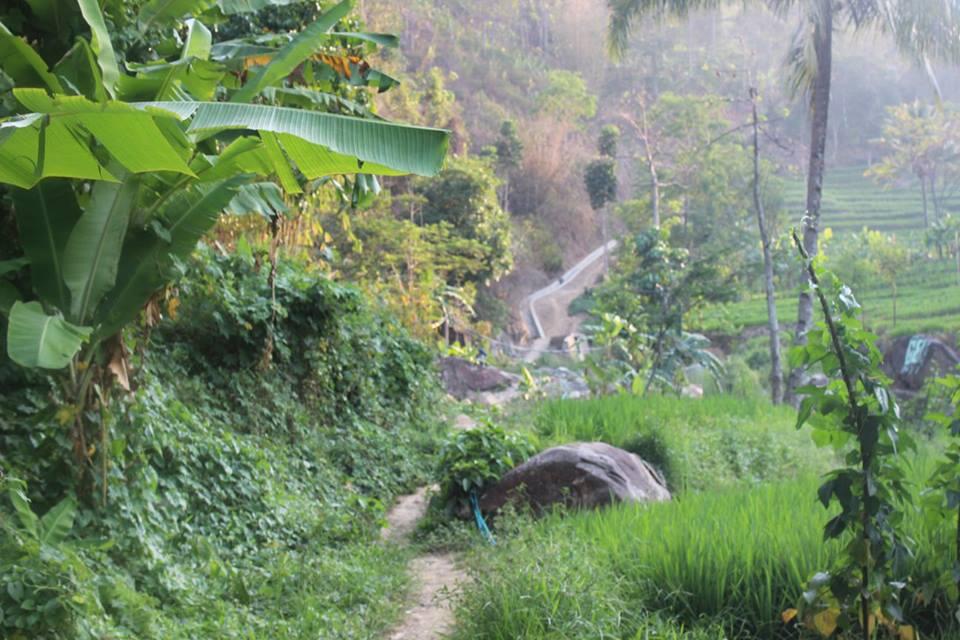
<box><xmin>383</xmin><ymin>488</ymin><xmax>467</xmax><ymax>640</ymax></box>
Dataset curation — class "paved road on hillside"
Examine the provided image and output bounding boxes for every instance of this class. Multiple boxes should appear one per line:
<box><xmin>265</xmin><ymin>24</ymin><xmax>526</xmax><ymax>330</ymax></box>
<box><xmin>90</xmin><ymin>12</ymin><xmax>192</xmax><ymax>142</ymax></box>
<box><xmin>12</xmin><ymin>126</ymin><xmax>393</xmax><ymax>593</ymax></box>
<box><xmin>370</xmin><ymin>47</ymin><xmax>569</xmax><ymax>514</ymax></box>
<box><xmin>522</xmin><ymin>240</ymin><xmax>617</xmax><ymax>363</ymax></box>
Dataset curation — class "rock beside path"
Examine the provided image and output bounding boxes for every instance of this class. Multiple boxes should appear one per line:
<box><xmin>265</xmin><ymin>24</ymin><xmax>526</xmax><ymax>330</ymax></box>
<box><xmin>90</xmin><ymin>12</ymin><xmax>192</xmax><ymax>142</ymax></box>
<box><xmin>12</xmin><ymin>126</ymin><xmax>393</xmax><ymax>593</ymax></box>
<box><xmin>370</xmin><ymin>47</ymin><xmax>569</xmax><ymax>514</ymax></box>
<box><xmin>480</xmin><ymin>442</ymin><xmax>670</xmax><ymax>515</ymax></box>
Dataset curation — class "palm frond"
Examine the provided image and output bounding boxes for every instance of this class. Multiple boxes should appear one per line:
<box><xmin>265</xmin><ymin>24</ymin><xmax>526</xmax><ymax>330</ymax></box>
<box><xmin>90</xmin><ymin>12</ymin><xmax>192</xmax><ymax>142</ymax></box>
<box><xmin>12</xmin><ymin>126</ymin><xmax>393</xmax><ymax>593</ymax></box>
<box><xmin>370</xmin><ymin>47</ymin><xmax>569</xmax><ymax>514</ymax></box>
<box><xmin>875</xmin><ymin>0</ymin><xmax>960</xmax><ymax>64</ymax></box>
<box><xmin>606</xmin><ymin>0</ymin><xmax>727</xmax><ymax>60</ymax></box>
<box><xmin>782</xmin><ymin>17</ymin><xmax>818</xmax><ymax>104</ymax></box>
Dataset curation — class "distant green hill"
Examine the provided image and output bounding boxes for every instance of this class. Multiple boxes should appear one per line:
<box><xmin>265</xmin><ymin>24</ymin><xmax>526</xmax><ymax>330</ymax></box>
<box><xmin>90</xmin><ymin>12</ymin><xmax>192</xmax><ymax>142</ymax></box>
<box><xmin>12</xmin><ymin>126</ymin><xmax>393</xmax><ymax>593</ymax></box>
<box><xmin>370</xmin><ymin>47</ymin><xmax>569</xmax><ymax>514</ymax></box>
<box><xmin>782</xmin><ymin>166</ymin><xmax>960</xmax><ymax>234</ymax></box>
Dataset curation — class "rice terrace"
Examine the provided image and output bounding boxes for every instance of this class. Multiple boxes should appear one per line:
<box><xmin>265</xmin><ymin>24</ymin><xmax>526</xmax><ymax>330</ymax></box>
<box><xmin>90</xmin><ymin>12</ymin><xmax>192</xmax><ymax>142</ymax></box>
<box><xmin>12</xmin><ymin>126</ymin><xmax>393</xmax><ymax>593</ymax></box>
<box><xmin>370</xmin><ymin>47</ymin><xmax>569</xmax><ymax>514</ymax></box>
<box><xmin>4</xmin><ymin>1</ymin><xmax>960</xmax><ymax>640</ymax></box>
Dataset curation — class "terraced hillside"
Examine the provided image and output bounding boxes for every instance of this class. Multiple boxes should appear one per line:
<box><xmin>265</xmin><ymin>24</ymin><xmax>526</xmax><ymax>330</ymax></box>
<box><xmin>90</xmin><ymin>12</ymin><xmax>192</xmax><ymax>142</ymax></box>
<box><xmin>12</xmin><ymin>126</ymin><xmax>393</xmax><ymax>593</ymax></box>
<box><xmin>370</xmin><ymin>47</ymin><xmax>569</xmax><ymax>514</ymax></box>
<box><xmin>783</xmin><ymin>166</ymin><xmax>960</xmax><ymax>234</ymax></box>
<box><xmin>693</xmin><ymin>260</ymin><xmax>960</xmax><ymax>339</ymax></box>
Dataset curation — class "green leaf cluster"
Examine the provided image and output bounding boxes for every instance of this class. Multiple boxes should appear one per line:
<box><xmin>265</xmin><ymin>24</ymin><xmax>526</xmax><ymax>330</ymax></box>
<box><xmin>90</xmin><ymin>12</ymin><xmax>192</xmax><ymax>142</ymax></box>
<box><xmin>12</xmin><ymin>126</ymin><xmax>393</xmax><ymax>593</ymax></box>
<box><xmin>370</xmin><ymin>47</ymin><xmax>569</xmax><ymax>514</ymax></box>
<box><xmin>436</xmin><ymin>421</ymin><xmax>535</xmax><ymax>510</ymax></box>
<box><xmin>0</xmin><ymin>0</ymin><xmax>448</xmax><ymax>374</ymax></box>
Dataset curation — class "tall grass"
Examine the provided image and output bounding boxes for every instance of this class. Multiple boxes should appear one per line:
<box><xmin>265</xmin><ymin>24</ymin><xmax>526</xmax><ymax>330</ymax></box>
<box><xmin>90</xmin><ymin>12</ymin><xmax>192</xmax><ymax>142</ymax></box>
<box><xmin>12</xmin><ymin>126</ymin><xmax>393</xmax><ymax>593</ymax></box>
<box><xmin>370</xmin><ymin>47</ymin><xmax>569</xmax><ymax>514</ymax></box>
<box><xmin>591</xmin><ymin>480</ymin><xmax>841</xmax><ymax>638</ymax></box>
<box><xmin>535</xmin><ymin>394</ymin><xmax>826</xmax><ymax>491</ymax></box>
<box><xmin>454</xmin><ymin>473</ymin><xmax>957</xmax><ymax>639</ymax></box>
<box><xmin>453</xmin><ymin>479</ymin><xmax>835</xmax><ymax>639</ymax></box>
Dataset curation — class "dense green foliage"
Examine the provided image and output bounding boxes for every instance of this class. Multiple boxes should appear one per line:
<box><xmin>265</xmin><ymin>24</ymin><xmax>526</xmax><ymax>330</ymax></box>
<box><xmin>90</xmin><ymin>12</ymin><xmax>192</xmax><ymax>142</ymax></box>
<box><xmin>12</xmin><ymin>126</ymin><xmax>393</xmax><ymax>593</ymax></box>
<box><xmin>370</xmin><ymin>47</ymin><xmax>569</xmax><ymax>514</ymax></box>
<box><xmin>0</xmin><ymin>249</ymin><xmax>443</xmax><ymax>638</ymax></box>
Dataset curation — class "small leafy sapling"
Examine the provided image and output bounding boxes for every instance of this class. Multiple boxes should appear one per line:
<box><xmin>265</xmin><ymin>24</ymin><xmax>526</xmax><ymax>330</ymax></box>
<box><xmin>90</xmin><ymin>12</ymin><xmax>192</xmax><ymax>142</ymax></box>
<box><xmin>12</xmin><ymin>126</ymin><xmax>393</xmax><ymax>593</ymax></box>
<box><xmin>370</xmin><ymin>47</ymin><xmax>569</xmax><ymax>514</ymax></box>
<box><xmin>788</xmin><ymin>230</ymin><xmax>916</xmax><ymax>640</ymax></box>
<box><xmin>922</xmin><ymin>368</ymin><xmax>960</xmax><ymax>621</ymax></box>
<box><xmin>435</xmin><ymin>421</ymin><xmax>535</xmax><ymax>513</ymax></box>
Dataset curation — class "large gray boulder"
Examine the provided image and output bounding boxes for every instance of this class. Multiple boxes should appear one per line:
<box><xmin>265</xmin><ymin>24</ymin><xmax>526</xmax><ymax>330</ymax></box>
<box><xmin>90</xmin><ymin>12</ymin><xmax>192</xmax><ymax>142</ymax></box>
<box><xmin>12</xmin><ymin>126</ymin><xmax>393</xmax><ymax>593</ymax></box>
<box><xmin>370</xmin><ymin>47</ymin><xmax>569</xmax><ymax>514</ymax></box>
<box><xmin>480</xmin><ymin>442</ymin><xmax>670</xmax><ymax>515</ymax></box>
<box><xmin>439</xmin><ymin>357</ymin><xmax>519</xmax><ymax>401</ymax></box>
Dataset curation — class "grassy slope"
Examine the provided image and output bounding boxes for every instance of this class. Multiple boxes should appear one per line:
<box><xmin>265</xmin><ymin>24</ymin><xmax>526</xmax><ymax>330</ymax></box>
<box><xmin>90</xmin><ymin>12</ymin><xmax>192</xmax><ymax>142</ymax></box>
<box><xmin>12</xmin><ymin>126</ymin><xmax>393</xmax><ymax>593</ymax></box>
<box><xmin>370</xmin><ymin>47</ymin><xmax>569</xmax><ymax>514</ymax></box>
<box><xmin>0</xmin><ymin>251</ymin><xmax>444</xmax><ymax>640</ymax></box>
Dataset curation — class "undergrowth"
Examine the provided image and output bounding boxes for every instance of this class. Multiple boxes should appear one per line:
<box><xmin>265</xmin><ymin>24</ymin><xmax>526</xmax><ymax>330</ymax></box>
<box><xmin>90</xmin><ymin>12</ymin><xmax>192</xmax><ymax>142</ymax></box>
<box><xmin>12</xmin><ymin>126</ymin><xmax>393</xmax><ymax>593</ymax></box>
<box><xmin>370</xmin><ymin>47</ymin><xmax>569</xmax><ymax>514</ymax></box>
<box><xmin>0</xmin><ymin>247</ymin><xmax>442</xmax><ymax>639</ymax></box>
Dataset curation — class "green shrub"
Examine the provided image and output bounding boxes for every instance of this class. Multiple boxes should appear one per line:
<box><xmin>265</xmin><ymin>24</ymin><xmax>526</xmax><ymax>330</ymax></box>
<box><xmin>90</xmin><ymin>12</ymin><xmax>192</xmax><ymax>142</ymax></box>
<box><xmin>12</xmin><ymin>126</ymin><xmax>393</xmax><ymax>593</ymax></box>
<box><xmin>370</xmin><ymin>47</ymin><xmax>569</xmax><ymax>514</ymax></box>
<box><xmin>568</xmin><ymin>289</ymin><xmax>596</xmax><ymax>316</ymax></box>
<box><xmin>535</xmin><ymin>394</ymin><xmax>825</xmax><ymax>491</ymax></box>
<box><xmin>436</xmin><ymin>421</ymin><xmax>535</xmax><ymax>510</ymax></box>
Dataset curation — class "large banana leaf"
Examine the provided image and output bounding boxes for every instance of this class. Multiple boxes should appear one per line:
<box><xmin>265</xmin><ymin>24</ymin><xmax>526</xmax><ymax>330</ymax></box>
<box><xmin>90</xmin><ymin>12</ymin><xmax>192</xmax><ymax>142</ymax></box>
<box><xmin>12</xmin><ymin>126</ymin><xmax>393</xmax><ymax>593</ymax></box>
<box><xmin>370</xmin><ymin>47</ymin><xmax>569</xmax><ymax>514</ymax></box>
<box><xmin>63</xmin><ymin>176</ymin><xmax>141</xmax><ymax>322</ymax></box>
<box><xmin>138</xmin><ymin>0</ymin><xmax>215</xmax><ymax>31</ymax></box>
<box><xmin>230</xmin><ymin>0</ymin><xmax>353</xmax><ymax>103</ymax></box>
<box><xmin>1</xmin><ymin>92</ymin><xmax>448</xmax><ymax>188</ymax></box>
<box><xmin>53</xmin><ymin>39</ymin><xmax>108</xmax><ymax>102</ymax></box>
<box><xmin>38</xmin><ymin>497</ymin><xmax>77</xmax><ymax>546</ymax></box>
<box><xmin>0</xmin><ymin>91</ymin><xmax>196</xmax><ymax>188</ymax></box>
<box><xmin>12</xmin><ymin>180</ymin><xmax>82</xmax><ymax>310</ymax></box>
<box><xmin>152</xmin><ymin>101</ymin><xmax>449</xmax><ymax>177</ymax></box>
<box><xmin>120</xmin><ymin>58</ymin><xmax>226</xmax><ymax>102</ymax></box>
<box><xmin>0</xmin><ymin>258</ymin><xmax>29</xmax><ymax>276</ymax></box>
<box><xmin>182</xmin><ymin>19</ymin><xmax>213</xmax><ymax>61</ymax></box>
<box><xmin>139</xmin><ymin>0</ymin><xmax>296</xmax><ymax>30</ymax></box>
<box><xmin>95</xmin><ymin>177</ymin><xmax>245</xmax><ymax>338</ymax></box>
<box><xmin>259</xmin><ymin>131</ymin><xmax>301</xmax><ymax>192</ymax></box>
<box><xmin>226</xmin><ymin>181</ymin><xmax>288</xmax><ymax>219</ymax></box>
<box><xmin>6</xmin><ymin>301</ymin><xmax>92</xmax><ymax>369</ymax></box>
<box><xmin>217</xmin><ymin>0</ymin><xmax>297</xmax><ymax>13</ymax></box>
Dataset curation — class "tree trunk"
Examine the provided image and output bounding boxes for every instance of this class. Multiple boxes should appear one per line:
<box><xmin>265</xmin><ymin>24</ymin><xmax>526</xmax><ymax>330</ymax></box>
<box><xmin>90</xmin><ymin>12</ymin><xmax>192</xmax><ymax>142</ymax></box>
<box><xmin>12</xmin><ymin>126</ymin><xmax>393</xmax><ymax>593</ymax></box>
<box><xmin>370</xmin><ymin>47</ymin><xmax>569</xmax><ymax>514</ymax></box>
<box><xmin>955</xmin><ymin>231</ymin><xmax>959</xmax><ymax>287</ymax></box>
<box><xmin>751</xmin><ymin>88</ymin><xmax>784</xmax><ymax>405</ymax></box>
<box><xmin>601</xmin><ymin>203</ymin><xmax>609</xmax><ymax>276</ymax></box>
<box><xmin>920</xmin><ymin>173</ymin><xmax>930</xmax><ymax>229</ymax></box>
<box><xmin>892</xmin><ymin>281</ymin><xmax>897</xmax><ymax>328</ymax></box>
<box><xmin>931</xmin><ymin>171</ymin><xmax>942</xmax><ymax>223</ymax></box>
<box><xmin>786</xmin><ymin>0</ymin><xmax>832</xmax><ymax>405</ymax></box>
<box><xmin>639</xmin><ymin>103</ymin><xmax>661</xmax><ymax>228</ymax></box>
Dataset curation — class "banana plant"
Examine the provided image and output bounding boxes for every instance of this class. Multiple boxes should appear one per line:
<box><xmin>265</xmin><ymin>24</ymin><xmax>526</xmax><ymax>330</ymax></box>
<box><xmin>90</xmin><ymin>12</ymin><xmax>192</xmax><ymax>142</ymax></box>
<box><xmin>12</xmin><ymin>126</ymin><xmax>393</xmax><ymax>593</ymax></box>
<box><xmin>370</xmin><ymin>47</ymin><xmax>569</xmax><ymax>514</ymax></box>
<box><xmin>0</xmin><ymin>0</ymin><xmax>448</xmax><ymax>498</ymax></box>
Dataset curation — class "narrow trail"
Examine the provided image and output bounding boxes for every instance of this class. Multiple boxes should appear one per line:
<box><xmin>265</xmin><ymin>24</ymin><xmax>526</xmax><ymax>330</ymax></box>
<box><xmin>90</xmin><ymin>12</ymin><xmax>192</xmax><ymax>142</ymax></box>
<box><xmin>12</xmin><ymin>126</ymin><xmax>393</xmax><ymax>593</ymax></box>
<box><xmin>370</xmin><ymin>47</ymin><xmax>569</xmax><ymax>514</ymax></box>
<box><xmin>522</xmin><ymin>240</ymin><xmax>617</xmax><ymax>363</ymax></box>
<box><xmin>384</xmin><ymin>487</ymin><xmax>466</xmax><ymax>640</ymax></box>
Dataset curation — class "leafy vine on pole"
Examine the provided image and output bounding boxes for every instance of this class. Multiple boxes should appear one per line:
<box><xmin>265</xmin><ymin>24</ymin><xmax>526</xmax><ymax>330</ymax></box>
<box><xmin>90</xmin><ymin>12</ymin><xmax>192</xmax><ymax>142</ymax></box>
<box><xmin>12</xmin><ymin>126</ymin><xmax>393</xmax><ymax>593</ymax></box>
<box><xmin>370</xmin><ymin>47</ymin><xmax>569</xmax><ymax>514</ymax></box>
<box><xmin>789</xmin><ymin>228</ymin><xmax>916</xmax><ymax>640</ymax></box>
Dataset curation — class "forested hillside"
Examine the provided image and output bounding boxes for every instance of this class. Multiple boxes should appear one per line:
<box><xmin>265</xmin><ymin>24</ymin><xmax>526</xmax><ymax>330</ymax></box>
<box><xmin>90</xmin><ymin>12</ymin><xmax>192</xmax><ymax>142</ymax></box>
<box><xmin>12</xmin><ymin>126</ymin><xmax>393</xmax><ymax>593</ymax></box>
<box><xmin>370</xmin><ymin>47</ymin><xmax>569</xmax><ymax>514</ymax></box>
<box><xmin>334</xmin><ymin>1</ymin><xmax>960</xmax><ymax>343</ymax></box>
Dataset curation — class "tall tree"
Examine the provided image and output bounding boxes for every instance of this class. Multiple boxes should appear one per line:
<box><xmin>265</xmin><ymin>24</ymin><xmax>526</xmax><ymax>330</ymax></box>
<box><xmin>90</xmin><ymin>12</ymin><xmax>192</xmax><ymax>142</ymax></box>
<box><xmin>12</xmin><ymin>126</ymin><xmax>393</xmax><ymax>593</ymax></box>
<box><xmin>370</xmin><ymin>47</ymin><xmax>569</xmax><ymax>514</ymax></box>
<box><xmin>750</xmin><ymin>87</ymin><xmax>784</xmax><ymax>405</ymax></box>
<box><xmin>494</xmin><ymin>120</ymin><xmax>524</xmax><ymax>213</ymax></box>
<box><xmin>584</xmin><ymin>149</ymin><xmax>618</xmax><ymax>274</ymax></box>
<box><xmin>607</xmin><ymin>0</ymin><xmax>960</xmax><ymax>403</ymax></box>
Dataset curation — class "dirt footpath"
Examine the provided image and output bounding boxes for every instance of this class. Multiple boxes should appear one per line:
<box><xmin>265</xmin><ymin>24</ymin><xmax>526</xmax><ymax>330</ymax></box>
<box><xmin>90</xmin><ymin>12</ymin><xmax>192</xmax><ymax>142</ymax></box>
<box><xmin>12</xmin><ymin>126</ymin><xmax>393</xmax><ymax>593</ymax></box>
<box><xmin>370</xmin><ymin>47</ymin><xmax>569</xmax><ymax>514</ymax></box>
<box><xmin>383</xmin><ymin>487</ymin><xmax>466</xmax><ymax>640</ymax></box>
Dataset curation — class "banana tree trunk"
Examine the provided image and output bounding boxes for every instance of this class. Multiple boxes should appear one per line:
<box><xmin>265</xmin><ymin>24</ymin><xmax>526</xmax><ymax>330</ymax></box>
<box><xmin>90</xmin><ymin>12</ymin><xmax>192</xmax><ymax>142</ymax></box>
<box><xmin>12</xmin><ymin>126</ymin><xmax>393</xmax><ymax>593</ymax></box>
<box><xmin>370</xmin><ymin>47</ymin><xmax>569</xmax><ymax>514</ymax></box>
<box><xmin>786</xmin><ymin>0</ymin><xmax>832</xmax><ymax>405</ymax></box>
